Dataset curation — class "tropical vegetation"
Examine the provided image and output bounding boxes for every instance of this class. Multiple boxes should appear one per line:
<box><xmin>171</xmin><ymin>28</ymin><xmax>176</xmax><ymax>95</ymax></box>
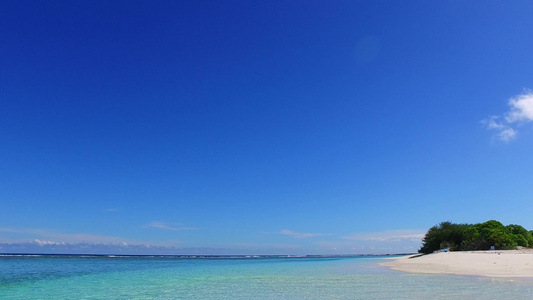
<box><xmin>419</xmin><ymin>220</ymin><xmax>533</xmax><ymax>254</ymax></box>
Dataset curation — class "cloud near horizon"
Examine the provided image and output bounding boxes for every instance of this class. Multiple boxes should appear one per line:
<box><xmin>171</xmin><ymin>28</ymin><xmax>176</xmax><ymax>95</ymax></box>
<box><xmin>342</xmin><ymin>229</ymin><xmax>425</xmax><ymax>242</ymax></box>
<box><xmin>143</xmin><ymin>221</ymin><xmax>197</xmax><ymax>231</ymax></box>
<box><xmin>0</xmin><ymin>240</ymin><xmax>189</xmax><ymax>255</ymax></box>
<box><xmin>0</xmin><ymin>227</ymin><xmax>424</xmax><ymax>255</ymax></box>
<box><xmin>280</xmin><ymin>229</ymin><xmax>327</xmax><ymax>239</ymax></box>
<box><xmin>0</xmin><ymin>227</ymin><xmax>185</xmax><ymax>254</ymax></box>
<box><xmin>0</xmin><ymin>227</ymin><xmax>130</xmax><ymax>244</ymax></box>
<box><xmin>483</xmin><ymin>90</ymin><xmax>533</xmax><ymax>142</ymax></box>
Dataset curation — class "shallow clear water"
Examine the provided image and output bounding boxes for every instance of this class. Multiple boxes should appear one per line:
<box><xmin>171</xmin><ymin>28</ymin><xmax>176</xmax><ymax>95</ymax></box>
<box><xmin>1</xmin><ymin>255</ymin><xmax>532</xmax><ymax>299</ymax></box>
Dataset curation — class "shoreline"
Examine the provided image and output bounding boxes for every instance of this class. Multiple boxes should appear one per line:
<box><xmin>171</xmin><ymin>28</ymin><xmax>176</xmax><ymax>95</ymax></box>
<box><xmin>380</xmin><ymin>249</ymin><xmax>533</xmax><ymax>278</ymax></box>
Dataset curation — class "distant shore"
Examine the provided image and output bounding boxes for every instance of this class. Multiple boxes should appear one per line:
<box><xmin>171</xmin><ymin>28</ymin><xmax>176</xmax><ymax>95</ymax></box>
<box><xmin>381</xmin><ymin>249</ymin><xmax>533</xmax><ymax>278</ymax></box>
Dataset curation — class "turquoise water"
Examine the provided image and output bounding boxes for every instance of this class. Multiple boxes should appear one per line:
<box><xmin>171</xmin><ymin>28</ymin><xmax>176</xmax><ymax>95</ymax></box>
<box><xmin>1</xmin><ymin>255</ymin><xmax>532</xmax><ymax>299</ymax></box>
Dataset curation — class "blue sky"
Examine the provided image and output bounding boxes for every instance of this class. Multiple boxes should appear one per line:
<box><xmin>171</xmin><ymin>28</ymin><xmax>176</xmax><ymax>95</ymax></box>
<box><xmin>2</xmin><ymin>1</ymin><xmax>533</xmax><ymax>255</ymax></box>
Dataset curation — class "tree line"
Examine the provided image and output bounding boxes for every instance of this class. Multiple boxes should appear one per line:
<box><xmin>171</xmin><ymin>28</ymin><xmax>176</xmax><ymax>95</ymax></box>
<box><xmin>419</xmin><ymin>220</ymin><xmax>533</xmax><ymax>254</ymax></box>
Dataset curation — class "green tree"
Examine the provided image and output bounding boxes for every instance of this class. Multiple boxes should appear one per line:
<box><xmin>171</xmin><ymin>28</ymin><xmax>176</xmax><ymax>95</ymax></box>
<box><xmin>419</xmin><ymin>221</ymin><xmax>469</xmax><ymax>254</ymax></box>
<box><xmin>506</xmin><ymin>224</ymin><xmax>530</xmax><ymax>247</ymax></box>
<box><xmin>461</xmin><ymin>220</ymin><xmax>516</xmax><ymax>250</ymax></box>
<box><xmin>419</xmin><ymin>224</ymin><xmax>442</xmax><ymax>254</ymax></box>
<box><xmin>419</xmin><ymin>220</ymin><xmax>531</xmax><ymax>253</ymax></box>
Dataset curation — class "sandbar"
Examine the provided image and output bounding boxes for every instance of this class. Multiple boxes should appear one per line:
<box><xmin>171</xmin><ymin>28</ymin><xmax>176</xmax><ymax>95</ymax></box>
<box><xmin>381</xmin><ymin>249</ymin><xmax>533</xmax><ymax>278</ymax></box>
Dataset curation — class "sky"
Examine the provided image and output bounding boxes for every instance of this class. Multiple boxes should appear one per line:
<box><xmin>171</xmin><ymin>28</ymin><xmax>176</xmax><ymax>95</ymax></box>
<box><xmin>1</xmin><ymin>1</ymin><xmax>533</xmax><ymax>255</ymax></box>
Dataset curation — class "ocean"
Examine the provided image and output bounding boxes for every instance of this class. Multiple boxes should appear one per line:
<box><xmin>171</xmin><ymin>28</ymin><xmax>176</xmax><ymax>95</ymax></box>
<box><xmin>1</xmin><ymin>255</ymin><xmax>531</xmax><ymax>299</ymax></box>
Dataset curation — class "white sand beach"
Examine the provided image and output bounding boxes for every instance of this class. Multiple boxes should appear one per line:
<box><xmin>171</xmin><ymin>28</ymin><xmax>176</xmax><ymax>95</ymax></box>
<box><xmin>382</xmin><ymin>249</ymin><xmax>533</xmax><ymax>278</ymax></box>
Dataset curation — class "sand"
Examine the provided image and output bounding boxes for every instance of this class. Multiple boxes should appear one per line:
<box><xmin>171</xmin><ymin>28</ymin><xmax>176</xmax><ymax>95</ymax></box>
<box><xmin>381</xmin><ymin>249</ymin><xmax>533</xmax><ymax>278</ymax></box>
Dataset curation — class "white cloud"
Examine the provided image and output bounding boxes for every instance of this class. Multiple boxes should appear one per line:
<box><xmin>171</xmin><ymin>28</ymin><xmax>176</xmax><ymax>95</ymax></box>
<box><xmin>506</xmin><ymin>92</ymin><xmax>533</xmax><ymax>122</ymax></box>
<box><xmin>483</xmin><ymin>90</ymin><xmax>533</xmax><ymax>142</ymax></box>
<box><xmin>497</xmin><ymin>127</ymin><xmax>518</xmax><ymax>142</ymax></box>
<box><xmin>343</xmin><ymin>230</ymin><xmax>425</xmax><ymax>242</ymax></box>
<box><xmin>0</xmin><ymin>240</ymin><xmax>181</xmax><ymax>255</ymax></box>
<box><xmin>0</xmin><ymin>227</ymin><xmax>130</xmax><ymax>244</ymax></box>
<box><xmin>227</xmin><ymin>242</ymin><xmax>303</xmax><ymax>252</ymax></box>
<box><xmin>280</xmin><ymin>229</ymin><xmax>326</xmax><ymax>239</ymax></box>
<box><xmin>305</xmin><ymin>229</ymin><xmax>427</xmax><ymax>254</ymax></box>
<box><xmin>0</xmin><ymin>227</ymin><xmax>190</xmax><ymax>254</ymax></box>
<box><xmin>144</xmin><ymin>221</ymin><xmax>197</xmax><ymax>231</ymax></box>
<box><xmin>34</xmin><ymin>239</ymin><xmax>60</xmax><ymax>246</ymax></box>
